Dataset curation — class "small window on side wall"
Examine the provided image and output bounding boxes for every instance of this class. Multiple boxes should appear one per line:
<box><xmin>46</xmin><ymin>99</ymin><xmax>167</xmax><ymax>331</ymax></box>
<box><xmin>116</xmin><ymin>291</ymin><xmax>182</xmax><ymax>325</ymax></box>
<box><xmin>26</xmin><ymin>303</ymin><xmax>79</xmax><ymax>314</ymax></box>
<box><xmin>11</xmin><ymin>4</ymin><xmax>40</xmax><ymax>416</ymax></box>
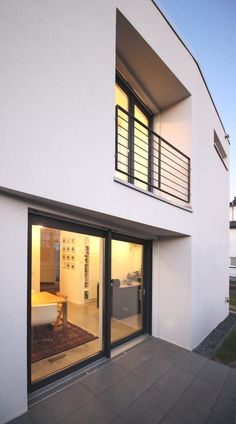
<box><xmin>214</xmin><ymin>131</ymin><xmax>228</xmax><ymax>169</ymax></box>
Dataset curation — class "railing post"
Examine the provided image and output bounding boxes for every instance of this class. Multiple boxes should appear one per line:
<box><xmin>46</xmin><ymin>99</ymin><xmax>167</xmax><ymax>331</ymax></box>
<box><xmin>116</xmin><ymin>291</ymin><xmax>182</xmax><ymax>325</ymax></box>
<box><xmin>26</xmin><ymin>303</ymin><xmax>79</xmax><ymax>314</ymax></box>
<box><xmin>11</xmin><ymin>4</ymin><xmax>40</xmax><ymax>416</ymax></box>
<box><xmin>187</xmin><ymin>157</ymin><xmax>191</xmax><ymax>203</ymax></box>
<box><xmin>115</xmin><ymin>105</ymin><xmax>118</xmax><ymax>172</ymax></box>
<box><xmin>148</xmin><ymin>128</ymin><xmax>153</xmax><ymax>192</ymax></box>
<box><xmin>158</xmin><ymin>136</ymin><xmax>161</xmax><ymax>190</ymax></box>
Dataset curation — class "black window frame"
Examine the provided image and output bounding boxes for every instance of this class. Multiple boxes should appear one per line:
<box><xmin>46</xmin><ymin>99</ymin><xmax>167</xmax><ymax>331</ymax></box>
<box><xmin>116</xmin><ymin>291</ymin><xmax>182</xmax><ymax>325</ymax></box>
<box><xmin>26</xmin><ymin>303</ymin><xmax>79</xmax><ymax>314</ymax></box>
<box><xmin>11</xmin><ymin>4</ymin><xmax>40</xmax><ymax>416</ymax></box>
<box><xmin>116</xmin><ymin>73</ymin><xmax>153</xmax><ymax>190</ymax></box>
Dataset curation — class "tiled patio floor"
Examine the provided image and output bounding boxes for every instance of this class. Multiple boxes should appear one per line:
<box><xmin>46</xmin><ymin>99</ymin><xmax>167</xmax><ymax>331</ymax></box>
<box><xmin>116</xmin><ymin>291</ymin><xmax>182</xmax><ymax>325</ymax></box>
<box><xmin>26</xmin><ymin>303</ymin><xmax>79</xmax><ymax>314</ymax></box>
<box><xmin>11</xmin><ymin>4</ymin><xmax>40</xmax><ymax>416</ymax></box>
<box><xmin>10</xmin><ymin>337</ymin><xmax>236</xmax><ymax>424</ymax></box>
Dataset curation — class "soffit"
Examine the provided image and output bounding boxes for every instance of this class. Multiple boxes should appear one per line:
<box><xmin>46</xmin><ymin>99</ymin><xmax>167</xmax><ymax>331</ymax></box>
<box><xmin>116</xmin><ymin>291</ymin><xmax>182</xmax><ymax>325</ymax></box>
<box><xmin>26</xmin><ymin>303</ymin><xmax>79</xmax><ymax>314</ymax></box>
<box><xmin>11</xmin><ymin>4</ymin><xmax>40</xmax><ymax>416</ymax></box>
<box><xmin>0</xmin><ymin>186</ymin><xmax>189</xmax><ymax>239</ymax></box>
<box><xmin>116</xmin><ymin>10</ymin><xmax>190</xmax><ymax>113</ymax></box>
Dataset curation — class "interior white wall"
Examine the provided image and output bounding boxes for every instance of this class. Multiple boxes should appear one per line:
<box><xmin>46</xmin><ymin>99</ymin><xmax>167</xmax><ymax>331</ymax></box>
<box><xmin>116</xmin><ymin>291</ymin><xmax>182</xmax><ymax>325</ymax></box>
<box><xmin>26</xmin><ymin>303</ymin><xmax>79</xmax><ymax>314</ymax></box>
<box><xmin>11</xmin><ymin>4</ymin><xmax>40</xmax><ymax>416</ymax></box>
<box><xmin>152</xmin><ymin>237</ymin><xmax>191</xmax><ymax>350</ymax></box>
<box><xmin>0</xmin><ymin>196</ymin><xmax>28</xmax><ymax>423</ymax></box>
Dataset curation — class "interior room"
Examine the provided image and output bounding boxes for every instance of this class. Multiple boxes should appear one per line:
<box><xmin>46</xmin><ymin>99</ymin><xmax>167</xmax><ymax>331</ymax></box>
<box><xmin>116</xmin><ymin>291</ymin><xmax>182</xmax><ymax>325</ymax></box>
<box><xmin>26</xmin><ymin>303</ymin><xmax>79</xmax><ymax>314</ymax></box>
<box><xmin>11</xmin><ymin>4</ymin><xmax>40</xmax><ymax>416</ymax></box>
<box><xmin>31</xmin><ymin>225</ymin><xmax>143</xmax><ymax>382</ymax></box>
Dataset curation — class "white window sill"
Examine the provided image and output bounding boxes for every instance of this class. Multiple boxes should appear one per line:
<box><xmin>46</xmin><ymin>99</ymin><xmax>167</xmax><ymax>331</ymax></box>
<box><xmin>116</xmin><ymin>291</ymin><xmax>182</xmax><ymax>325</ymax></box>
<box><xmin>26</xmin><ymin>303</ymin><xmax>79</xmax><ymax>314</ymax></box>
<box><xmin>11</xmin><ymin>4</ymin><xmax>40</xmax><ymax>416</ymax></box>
<box><xmin>114</xmin><ymin>177</ymin><xmax>192</xmax><ymax>213</ymax></box>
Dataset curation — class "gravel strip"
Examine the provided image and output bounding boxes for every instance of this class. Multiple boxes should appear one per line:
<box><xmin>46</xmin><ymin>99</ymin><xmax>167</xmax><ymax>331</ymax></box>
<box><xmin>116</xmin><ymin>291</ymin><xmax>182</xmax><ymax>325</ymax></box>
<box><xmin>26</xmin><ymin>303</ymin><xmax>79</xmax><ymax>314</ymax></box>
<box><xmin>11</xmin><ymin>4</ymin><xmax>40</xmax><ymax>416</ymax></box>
<box><xmin>193</xmin><ymin>313</ymin><xmax>236</xmax><ymax>358</ymax></box>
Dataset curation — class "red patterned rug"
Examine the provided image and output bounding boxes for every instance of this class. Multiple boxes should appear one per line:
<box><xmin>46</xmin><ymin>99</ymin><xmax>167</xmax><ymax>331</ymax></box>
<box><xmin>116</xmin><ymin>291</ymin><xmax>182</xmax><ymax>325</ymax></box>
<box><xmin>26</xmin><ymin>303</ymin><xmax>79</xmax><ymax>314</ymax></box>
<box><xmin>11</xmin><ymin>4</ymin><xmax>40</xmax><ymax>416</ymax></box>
<box><xmin>31</xmin><ymin>322</ymin><xmax>98</xmax><ymax>363</ymax></box>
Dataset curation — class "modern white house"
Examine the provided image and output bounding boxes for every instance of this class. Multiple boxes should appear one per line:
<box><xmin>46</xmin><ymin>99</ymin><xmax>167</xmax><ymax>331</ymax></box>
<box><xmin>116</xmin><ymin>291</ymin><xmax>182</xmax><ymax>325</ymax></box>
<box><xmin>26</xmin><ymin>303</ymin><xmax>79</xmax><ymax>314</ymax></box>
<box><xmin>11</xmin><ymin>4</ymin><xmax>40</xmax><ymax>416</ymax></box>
<box><xmin>0</xmin><ymin>0</ymin><xmax>230</xmax><ymax>422</ymax></box>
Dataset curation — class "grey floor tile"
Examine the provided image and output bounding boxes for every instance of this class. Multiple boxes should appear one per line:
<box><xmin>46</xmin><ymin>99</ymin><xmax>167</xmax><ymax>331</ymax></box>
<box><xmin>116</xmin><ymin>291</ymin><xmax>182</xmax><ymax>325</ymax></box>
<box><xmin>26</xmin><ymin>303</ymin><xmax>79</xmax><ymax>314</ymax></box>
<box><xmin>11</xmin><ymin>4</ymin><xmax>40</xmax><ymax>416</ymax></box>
<box><xmin>98</xmin><ymin>371</ymin><xmax>150</xmax><ymax>414</ymax></box>
<box><xmin>198</xmin><ymin>359</ymin><xmax>230</xmax><ymax>389</ymax></box>
<box><xmin>111</xmin><ymin>416</ymin><xmax>126</xmax><ymax>424</ymax></box>
<box><xmin>206</xmin><ymin>386</ymin><xmax>236</xmax><ymax>424</ymax></box>
<box><xmin>154</xmin><ymin>344</ymin><xmax>188</xmax><ymax>365</ymax></box>
<box><xmin>121</xmin><ymin>367</ymin><xmax>193</xmax><ymax>424</ymax></box>
<box><xmin>120</xmin><ymin>388</ymin><xmax>168</xmax><ymax>424</ymax></box>
<box><xmin>9</xmin><ymin>413</ymin><xmax>34</xmax><ymax>424</ymax></box>
<box><xmin>128</xmin><ymin>338</ymin><xmax>170</xmax><ymax>358</ymax></box>
<box><xmin>223</xmin><ymin>368</ymin><xmax>236</xmax><ymax>393</ymax></box>
<box><xmin>62</xmin><ymin>397</ymin><xmax>116</xmax><ymax>424</ymax></box>
<box><xmin>132</xmin><ymin>354</ymin><xmax>173</xmax><ymax>386</ymax></box>
<box><xmin>113</xmin><ymin>348</ymin><xmax>153</xmax><ymax>371</ymax></box>
<box><xmin>29</xmin><ymin>381</ymin><xmax>94</xmax><ymax>424</ymax></box>
<box><xmin>147</xmin><ymin>367</ymin><xmax>194</xmax><ymax>402</ymax></box>
<box><xmin>205</xmin><ymin>368</ymin><xmax>236</xmax><ymax>424</ymax></box>
<box><xmin>174</xmin><ymin>351</ymin><xmax>208</xmax><ymax>376</ymax></box>
<box><xmin>161</xmin><ymin>377</ymin><xmax>220</xmax><ymax>424</ymax></box>
<box><xmin>80</xmin><ymin>361</ymin><xmax>128</xmax><ymax>395</ymax></box>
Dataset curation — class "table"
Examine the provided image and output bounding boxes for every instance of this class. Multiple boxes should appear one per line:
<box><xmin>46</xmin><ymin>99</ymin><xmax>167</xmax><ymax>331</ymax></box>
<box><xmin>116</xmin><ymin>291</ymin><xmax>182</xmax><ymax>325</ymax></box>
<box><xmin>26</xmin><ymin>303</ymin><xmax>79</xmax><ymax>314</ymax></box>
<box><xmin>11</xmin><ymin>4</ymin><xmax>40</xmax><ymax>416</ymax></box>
<box><xmin>32</xmin><ymin>291</ymin><xmax>67</xmax><ymax>330</ymax></box>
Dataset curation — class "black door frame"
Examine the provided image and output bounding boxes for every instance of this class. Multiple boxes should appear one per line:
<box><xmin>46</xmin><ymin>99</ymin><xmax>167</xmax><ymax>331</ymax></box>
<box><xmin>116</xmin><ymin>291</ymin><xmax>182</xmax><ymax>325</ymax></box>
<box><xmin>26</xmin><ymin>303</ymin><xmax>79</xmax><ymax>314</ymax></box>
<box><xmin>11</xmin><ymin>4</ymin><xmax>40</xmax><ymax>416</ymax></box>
<box><xmin>109</xmin><ymin>232</ymin><xmax>152</xmax><ymax>349</ymax></box>
<box><xmin>27</xmin><ymin>211</ymin><xmax>152</xmax><ymax>392</ymax></box>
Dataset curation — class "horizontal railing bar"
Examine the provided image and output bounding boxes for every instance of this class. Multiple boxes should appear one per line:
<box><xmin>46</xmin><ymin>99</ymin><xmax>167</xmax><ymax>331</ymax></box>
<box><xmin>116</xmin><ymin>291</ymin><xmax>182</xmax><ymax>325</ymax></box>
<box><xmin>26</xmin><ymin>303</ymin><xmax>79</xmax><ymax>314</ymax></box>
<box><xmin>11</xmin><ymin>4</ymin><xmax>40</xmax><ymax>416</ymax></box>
<box><xmin>156</xmin><ymin>142</ymin><xmax>189</xmax><ymax>165</ymax></box>
<box><xmin>159</xmin><ymin>181</ymin><xmax>187</xmax><ymax>197</ymax></box>
<box><xmin>151</xmin><ymin>157</ymin><xmax>188</xmax><ymax>184</ymax></box>
<box><xmin>151</xmin><ymin>174</ymin><xmax>187</xmax><ymax>197</ymax></box>
<box><xmin>151</xmin><ymin>142</ymin><xmax>189</xmax><ymax>168</ymax></box>
<box><xmin>118</xmin><ymin>153</ymin><xmax>148</xmax><ymax>172</ymax></box>
<box><xmin>115</xmin><ymin>104</ymin><xmax>191</xmax><ymax>203</ymax></box>
<box><xmin>156</xmin><ymin>157</ymin><xmax>189</xmax><ymax>178</ymax></box>
<box><xmin>153</xmin><ymin>171</ymin><xmax>188</xmax><ymax>189</ymax></box>
<box><xmin>117</xmin><ymin>150</ymin><xmax>129</xmax><ymax>160</ymax></box>
<box><xmin>117</xmin><ymin>159</ymin><xmax>149</xmax><ymax>180</ymax></box>
<box><xmin>116</xmin><ymin>167</ymin><xmax>188</xmax><ymax>202</ymax></box>
<box><xmin>118</xmin><ymin>136</ymin><xmax>149</xmax><ymax>155</ymax></box>
<box><xmin>117</xmin><ymin>105</ymin><xmax>190</xmax><ymax>160</ymax></box>
<box><xmin>152</xmin><ymin>173</ymin><xmax>188</xmax><ymax>191</ymax></box>
<box><xmin>118</xmin><ymin>123</ymin><xmax>189</xmax><ymax>169</ymax></box>
<box><xmin>158</xmin><ymin>150</ymin><xmax>189</xmax><ymax>172</ymax></box>
<box><xmin>117</xmin><ymin>123</ymin><xmax>129</xmax><ymax>133</ymax></box>
<box><xmin>117</xmin><ymin>144</ymin><xmax>189</xmax><ymax>183</ymax></box>
<box><xmin>117</xmin><ymin>136</ymin><xmax>129</xmax><ymax>150</ymax></box>
<box><xmin>151</xmin><ymin>173</ymin><xmax>186</xmax><ymax>192</ymax></box>
<box><xmin>117</xmin><ymin>157</ymin><xmax>188</xmax><ymax>191</ymax></box>
<box><xmin>119</xmin><ymin>118</ymin><xmax>189</xmax><ymax>167</ymax></box>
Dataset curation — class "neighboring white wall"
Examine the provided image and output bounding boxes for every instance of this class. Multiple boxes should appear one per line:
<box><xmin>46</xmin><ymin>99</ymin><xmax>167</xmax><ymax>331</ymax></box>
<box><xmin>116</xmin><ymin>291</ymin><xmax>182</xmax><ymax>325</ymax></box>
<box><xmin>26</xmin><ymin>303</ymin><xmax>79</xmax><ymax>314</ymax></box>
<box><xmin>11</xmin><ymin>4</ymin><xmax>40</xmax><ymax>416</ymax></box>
<box><xmin>230</xmin><ymin>228</ymin><xmax>236</xmax><ymax>258</ymax></box>
<box><xmin>230</xmin><ymin>228</ymin><xmax>236</xmax><ymax>278</ymax></box>
<box><xmin>152</xmin><ymin>237</ymin><xmax>191</xmax><ymax>350</ymax></box>
<box><xmin>0</xmin><ymin>196</ymin><xmax>28</xmax><ymax>423</ymax></box>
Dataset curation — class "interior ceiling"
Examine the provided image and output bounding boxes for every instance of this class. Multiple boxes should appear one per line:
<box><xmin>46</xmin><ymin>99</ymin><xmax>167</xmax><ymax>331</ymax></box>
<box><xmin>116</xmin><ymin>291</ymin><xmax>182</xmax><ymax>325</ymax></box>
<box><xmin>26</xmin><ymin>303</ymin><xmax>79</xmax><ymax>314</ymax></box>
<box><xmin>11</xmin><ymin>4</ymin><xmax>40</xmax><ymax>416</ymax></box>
<box><xmin>116</xmin><ymin>10</ymin><xmax>190</xmax><ymax>113</ymax></box>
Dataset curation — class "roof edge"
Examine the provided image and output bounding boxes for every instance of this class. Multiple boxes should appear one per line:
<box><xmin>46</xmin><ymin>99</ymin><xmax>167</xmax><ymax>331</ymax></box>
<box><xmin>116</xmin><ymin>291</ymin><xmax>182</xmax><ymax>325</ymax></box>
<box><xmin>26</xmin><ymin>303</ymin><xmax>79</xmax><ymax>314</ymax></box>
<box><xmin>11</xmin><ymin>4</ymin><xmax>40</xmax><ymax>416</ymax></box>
<box><xmin>150</xmin><ymin>0</ymin><xmax>229</xmax><ymax>142</ymax></box>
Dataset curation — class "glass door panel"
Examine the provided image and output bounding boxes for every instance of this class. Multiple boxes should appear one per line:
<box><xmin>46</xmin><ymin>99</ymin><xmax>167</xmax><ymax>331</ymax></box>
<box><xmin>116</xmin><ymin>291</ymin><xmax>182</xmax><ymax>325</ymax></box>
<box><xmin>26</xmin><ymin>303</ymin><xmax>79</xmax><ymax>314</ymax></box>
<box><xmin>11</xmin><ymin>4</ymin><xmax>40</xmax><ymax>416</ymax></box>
<box><xmin>111</xmin><ymin>239</ymin><xmax>143</xmax><ymax>344</ymax></box>
<box><xmin>31</xmin><ymin>225</ymin><xmax>104</xmax><ymax>383</ymax></box>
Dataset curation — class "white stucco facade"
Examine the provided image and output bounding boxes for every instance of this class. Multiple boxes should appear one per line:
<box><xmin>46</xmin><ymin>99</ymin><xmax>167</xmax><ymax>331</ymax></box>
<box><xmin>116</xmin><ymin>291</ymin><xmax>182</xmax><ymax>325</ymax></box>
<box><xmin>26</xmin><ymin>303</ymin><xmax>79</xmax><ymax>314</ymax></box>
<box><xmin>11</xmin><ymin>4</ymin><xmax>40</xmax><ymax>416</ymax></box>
<box><xmin>0</xmin><ymin>1</ymin><xmax>229</xmax><ymax>422</ymax></box>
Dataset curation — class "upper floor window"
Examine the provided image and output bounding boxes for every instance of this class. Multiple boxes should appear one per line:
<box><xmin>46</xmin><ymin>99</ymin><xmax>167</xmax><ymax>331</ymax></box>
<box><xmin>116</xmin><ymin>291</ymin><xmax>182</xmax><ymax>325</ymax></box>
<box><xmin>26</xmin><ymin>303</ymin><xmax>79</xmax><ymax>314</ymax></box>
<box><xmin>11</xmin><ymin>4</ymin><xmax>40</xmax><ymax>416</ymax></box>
<box><xmin>115</xmin><ymin>74</ymin><xmax>191</xmax><ymax>204</ymax></box>
<box><xmin>115</xmin><ymin>75</ymin><xmax>152</xmax><ymax>191</ymax></box>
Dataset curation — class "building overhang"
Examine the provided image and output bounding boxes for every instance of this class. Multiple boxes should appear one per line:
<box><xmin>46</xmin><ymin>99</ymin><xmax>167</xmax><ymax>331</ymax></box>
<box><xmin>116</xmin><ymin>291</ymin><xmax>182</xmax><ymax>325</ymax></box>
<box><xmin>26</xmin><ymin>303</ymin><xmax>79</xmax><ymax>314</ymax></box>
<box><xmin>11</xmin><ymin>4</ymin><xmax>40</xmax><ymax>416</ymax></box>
<box><xmin>0</xmin><ymin>186</ymin><xmax>189</xmax><ymax>239</ymax></box>
<box><xmin>116</xmin><ymin>10</ymin><xmax>190</xmax><ymax>114</ymax></box>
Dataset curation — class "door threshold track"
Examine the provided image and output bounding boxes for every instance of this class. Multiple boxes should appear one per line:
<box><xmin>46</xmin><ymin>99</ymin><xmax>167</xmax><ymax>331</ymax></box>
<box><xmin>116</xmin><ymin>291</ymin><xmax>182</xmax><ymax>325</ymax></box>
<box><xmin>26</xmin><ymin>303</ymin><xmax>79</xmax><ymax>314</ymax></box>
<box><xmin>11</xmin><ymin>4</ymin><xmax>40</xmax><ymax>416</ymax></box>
<box><xmin>29</xmin><ymin>334</ymin><xmax>151</xmax><ymax>407</ymax></box>
<box><xmin>111</xmin><ymin>334</ymin><xmax>150</xmax><ymax>359</ymax></box>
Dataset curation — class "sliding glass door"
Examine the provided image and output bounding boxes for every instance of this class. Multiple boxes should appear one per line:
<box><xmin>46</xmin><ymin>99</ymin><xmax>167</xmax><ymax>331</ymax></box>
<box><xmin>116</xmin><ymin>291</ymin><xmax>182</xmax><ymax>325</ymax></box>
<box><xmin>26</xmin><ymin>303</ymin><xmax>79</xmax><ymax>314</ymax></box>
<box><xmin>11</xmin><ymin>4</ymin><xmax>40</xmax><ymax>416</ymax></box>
<box><xmin>30</xmin><ymin>219</ymin><xmax>105</xmax><ymax>384</ymax></box>
<box><xmin>111</xmin><ymin>238</ymin><xmax>144</xmax><ymax>344</ymax></box>
<box><xmin>29</xmin><ymin>214</ymin><xmax>151</xmax><ymax>389</ymax></box>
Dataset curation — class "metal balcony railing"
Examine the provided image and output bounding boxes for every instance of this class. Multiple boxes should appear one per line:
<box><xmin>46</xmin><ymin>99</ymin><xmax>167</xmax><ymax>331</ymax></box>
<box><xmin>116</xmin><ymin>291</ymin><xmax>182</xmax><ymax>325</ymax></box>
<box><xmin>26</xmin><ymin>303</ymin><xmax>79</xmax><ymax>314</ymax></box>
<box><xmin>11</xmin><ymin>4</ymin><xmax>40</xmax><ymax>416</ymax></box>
<box><xmin>115</xmin><ymin>105</ymin><xmax>191</xmax><ymax>203</ymax></box>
